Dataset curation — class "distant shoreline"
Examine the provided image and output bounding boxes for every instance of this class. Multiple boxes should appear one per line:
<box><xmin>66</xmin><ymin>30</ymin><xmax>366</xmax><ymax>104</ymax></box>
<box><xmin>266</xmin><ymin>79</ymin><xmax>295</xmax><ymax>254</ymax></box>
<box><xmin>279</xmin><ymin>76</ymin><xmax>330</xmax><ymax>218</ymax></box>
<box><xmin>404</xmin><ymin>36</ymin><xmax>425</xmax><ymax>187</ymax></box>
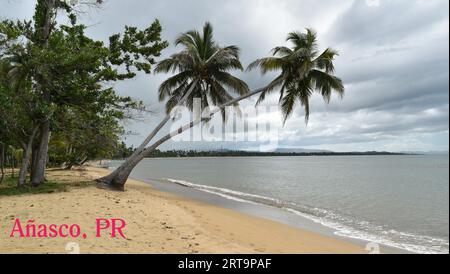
<box><xmin>139</xmin><ymin>150</ymin><xmax>417</xmax><ymax>159</ymax></box>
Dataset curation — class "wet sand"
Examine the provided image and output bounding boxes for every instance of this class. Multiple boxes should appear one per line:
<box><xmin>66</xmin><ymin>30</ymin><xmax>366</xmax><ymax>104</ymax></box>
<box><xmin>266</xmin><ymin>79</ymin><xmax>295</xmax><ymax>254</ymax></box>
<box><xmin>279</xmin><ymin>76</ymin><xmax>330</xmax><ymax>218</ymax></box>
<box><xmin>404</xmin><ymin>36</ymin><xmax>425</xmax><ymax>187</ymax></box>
<box><xmin>0</xmin><ymin>166</ymin><xmax>366</xmax><ymax>254</ymax></box>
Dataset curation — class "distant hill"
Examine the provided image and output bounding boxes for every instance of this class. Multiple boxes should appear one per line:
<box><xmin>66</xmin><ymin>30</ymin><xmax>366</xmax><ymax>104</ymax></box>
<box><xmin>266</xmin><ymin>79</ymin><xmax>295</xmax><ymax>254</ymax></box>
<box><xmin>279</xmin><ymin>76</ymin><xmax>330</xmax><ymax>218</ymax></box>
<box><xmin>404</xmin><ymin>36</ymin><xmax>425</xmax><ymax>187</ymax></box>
<box><xmin>399</xmin><ymin>151</ymin><xmax>449</xmax><ymax>155</ymax></box>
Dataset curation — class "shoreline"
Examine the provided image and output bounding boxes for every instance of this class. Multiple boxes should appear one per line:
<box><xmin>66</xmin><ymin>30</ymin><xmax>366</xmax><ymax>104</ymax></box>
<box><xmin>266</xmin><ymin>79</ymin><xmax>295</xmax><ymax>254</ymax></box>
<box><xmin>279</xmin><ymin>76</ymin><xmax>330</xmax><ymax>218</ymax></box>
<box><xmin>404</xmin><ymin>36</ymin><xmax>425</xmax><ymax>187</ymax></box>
<box><xmin>112</xmin><ymin>156</ymin><xmax>449</xmax><ymax>254</ymax></box>
<box><xmin>135</xmin><ymin>176</ymin><xmax>408</xmax><ymax>254</ymax></box>
<box><xmin>1</xmin><ymin>166</ymin><xmax>367</xmax><ymax>254</ymax></box>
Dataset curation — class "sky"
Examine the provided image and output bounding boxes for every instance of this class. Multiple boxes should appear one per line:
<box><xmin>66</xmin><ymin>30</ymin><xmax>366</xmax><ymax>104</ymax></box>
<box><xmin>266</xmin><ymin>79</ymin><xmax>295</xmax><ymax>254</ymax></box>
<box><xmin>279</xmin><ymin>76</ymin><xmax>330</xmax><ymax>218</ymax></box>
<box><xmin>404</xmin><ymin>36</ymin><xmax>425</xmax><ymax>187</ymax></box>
<box><xmin>1</xmin><ymin>0</ymin><xmax>449</xmax><ymax>152</ymax></box>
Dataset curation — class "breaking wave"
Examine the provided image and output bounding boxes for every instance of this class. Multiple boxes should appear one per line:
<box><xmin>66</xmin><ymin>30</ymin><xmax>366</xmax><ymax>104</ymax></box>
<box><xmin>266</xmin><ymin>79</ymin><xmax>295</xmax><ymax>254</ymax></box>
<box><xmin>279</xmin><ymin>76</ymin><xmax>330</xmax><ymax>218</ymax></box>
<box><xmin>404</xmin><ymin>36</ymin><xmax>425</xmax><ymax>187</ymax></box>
<box><xmin>164</xmin><ymin>178</ymin><xmax>449</xmax><ymax>254</ymax></box>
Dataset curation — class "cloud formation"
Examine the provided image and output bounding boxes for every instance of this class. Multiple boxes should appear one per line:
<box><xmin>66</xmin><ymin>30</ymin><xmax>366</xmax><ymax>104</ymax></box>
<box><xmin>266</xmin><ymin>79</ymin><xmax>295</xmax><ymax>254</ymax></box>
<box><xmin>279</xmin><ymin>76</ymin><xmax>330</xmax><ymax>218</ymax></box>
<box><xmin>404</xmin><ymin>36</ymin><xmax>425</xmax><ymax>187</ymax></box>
<box><xmin>2</xmin><ymin>0</ymin><xmax>448</xmax><ymax>152</ymax></box>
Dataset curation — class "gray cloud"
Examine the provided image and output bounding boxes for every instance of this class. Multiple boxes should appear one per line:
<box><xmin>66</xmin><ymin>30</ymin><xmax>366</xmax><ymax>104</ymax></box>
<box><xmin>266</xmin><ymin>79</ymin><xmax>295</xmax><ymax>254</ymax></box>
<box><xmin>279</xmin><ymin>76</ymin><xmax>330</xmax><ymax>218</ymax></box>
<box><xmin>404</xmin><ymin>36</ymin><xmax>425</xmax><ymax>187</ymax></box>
<box><xmin>330</xmin><ymin>0</ymin><xmax>449</xmax><ymax>46</ymax></box>
<box><xmin>1</xmin><ymin>0</ymin><xmax>448</xmax><ymax>152</ymax></box>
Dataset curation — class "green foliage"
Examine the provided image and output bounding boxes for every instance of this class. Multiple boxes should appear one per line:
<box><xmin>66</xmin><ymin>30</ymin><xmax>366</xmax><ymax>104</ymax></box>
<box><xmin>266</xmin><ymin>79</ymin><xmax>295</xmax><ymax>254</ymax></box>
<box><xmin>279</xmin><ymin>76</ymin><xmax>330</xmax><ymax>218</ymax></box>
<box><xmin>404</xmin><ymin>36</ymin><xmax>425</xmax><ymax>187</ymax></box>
<box><xmin>48</xmin><ymin>107</ymin><xmax>126</xmax><ymax>166</ymax></box>
<box><xmin>155</xmin><ymin>22</ymin><xmax>249</xmax><ymax>119</ymax></box>
<box><xmin>0</xmin><ymin>1</ymin><xmax>168</xmax><ymax>181</ymax></box>
<box><xmin>0</xmin><ymin>58</ymin><xmax>36</xmax><ymax>150</ymax></box>
<box><xmin>248</xmin><ymin>28</ymin><xmax>344</xmax><ymax>124</ymax></box>
<box><xmin>109</xmin><ymin>20</ymin><xmax>168</xmax><ymax>78</ymax></box>
<box><xmin>146</xmin><ymin>149</ymin><xmax>407</xmax><ymax>158</ymax></box>
<box><xmin>111</xmin><ymin>142</ymin><xmax>135</xmax><ymax>159</ymax></box>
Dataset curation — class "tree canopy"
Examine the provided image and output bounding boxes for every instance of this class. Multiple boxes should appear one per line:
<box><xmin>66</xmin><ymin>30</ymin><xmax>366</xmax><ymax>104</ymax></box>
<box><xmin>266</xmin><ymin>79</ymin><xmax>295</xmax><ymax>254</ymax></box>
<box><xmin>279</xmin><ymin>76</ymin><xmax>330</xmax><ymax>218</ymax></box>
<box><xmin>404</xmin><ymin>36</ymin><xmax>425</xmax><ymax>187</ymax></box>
<box><xmin>0</xmin><ymin>0</ymin><xmax>168</xmax><ymax>186</ymax></box>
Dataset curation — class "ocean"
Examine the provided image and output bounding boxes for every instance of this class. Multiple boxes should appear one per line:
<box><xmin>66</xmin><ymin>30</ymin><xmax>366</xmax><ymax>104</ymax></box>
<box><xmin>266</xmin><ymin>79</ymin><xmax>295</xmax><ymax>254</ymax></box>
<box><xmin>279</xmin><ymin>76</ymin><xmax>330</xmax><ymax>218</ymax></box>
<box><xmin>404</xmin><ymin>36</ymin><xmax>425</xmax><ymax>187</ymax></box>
<box><xmin>110</xmin><ymin>155</ymin><xmax>449</xmax><ymax>254</ymax></box>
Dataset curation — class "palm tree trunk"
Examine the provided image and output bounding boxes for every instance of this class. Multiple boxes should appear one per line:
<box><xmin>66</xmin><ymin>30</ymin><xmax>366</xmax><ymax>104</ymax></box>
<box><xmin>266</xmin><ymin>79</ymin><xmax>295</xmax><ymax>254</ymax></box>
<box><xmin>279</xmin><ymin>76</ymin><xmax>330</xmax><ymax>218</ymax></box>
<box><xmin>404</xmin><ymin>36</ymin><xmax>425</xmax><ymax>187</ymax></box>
<box><xmin>96</xmin><ymin>87</ymin><xmax>266</xmax><ymax>190</ymax></box>
<box><xmin>31</xmin><ymin>120</ymin><xmax>51</xmax><ymax>186</ymax></box>
<box><xmin>97</xmin><ymin>80</ymin><xmax>199</xmax><ymax>184</ymax></box>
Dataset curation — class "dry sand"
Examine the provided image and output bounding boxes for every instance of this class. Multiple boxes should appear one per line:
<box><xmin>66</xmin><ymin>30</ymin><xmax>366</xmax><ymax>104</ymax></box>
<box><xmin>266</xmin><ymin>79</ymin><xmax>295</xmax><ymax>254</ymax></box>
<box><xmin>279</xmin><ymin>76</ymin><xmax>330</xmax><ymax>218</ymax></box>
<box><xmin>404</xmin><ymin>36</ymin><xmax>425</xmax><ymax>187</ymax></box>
<box><xmin>0</xmin><ymin>166</ymin><xmax>366</xmax><ymax>254</ymax></box>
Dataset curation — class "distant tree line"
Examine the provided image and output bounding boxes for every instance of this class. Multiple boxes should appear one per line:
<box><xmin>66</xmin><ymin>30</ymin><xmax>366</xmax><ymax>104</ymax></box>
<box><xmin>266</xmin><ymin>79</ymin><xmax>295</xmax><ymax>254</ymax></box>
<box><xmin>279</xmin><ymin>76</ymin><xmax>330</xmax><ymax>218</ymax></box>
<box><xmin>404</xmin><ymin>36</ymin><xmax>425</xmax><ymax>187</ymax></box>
<box><xmin>145</xmin><ymin>150</ymin><xmax>408</xmax><ymax>158</ymax></box>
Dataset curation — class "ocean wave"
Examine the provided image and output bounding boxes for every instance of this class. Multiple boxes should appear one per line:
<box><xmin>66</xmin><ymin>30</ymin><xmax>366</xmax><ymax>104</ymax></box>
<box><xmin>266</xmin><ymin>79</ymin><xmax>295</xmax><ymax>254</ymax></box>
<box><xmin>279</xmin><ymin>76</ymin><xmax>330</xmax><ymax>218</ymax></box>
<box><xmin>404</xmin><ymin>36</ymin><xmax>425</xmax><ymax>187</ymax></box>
<box><xmin>166</xmin><ymin>178</ymin><xmax>282</xmax><ymax>204</ymax></box>
<box><xmin>164</xmin><ymin>178</ymin><xmax>449</xmax><ymax>254</ymax></box>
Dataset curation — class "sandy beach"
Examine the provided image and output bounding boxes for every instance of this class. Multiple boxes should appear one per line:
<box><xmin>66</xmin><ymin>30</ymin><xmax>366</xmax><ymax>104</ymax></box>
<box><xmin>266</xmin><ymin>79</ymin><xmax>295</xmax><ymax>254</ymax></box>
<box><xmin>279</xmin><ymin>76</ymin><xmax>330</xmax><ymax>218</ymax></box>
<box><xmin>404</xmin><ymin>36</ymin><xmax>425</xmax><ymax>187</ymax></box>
<box><xmin>0</xmin><ymin>166</ymin><xmax>365</xmax><ymax>254</ymax></box>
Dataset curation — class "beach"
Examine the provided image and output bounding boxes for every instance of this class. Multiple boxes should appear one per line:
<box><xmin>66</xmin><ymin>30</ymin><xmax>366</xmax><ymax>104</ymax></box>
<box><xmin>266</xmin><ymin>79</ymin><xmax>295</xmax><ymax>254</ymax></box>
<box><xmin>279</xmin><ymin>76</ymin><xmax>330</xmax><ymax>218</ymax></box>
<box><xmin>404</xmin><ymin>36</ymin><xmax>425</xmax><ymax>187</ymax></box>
<box><xmin>0</xmin><ymin>166</ymin><xmax>365</xmax><ymax>254</ymax></box>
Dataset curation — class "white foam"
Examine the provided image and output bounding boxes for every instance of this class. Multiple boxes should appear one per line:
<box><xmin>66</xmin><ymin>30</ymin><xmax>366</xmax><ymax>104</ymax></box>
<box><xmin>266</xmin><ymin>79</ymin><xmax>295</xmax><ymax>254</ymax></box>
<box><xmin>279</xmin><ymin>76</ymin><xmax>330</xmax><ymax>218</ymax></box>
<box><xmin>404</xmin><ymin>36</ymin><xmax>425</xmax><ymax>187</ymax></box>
<box><xmin>284</xmin><ymin>208</ymin><xmax>448</xmax><ymax>254</ymax></box>
<box><xmin>164</xmin><ymin>178</ymin><xmax>449</xmax><ymax>254</ymax></box>
<box><xmin>165</xmin><ymin>178</ymin><xmax>282</xmax><ymax>204</ymax></box>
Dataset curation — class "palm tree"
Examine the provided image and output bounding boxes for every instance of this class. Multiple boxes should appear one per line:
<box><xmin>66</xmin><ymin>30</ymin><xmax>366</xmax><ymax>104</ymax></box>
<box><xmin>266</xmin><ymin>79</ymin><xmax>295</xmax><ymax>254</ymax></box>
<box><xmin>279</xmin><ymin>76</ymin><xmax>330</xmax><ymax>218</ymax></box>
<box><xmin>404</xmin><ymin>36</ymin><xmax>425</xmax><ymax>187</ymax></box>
<box><xmin>97</xmin><ymin>22</ymin><xmax>249</xmax><ymax>190</ymax></box>
<box><xmin>247</xmin><ymin>28</ymin><xmax>344</xmax><ymax>123</ymax></box>
<box><xmin>98</xmin><ymin>28</ymin><xmax>344</xmax><ymax>191</ymax></box>
<box><xmin>156</xmin><ymin>22</ymin><xmax>249</xmax><ymax>118</ymax></box>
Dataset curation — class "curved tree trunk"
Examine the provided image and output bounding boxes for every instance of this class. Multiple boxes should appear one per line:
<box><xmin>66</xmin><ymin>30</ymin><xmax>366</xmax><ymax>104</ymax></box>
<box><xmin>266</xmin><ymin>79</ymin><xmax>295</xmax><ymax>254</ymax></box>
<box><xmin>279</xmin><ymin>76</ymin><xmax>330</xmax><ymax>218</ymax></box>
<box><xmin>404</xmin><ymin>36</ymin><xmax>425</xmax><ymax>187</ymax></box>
<box><xmin>97</xmin><ymin>117</ymin><xmax>210</xmax><ymax>190</ymax></box>
<box><xmin>96</xmin><ymin>80</ymin><xmax>199</xmax><ymax>184</ymax></box>
<box><xmin>31</xmin><ymin>121</ymin><xmax>51</xmax><ymax>186</ymax></box>
<box><xmin>96</xmin><ymin>87</ymin><xmax>266</xmax><ymax>191</ymax></box>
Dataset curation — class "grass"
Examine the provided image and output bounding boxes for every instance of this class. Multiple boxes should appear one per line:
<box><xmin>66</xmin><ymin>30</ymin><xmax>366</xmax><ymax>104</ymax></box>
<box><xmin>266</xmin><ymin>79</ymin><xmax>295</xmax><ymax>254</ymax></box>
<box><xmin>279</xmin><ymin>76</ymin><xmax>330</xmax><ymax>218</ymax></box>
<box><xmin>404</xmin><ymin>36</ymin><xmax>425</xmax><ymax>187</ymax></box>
<box><xmin>0</xmin><ymin>175</ymin><xmax>68</xmax><ymax>197</ymax></box>
<box><xmin>0</xmin><ymin>168</ymin><xmax>95</xmax><ymax>197</ymax></box>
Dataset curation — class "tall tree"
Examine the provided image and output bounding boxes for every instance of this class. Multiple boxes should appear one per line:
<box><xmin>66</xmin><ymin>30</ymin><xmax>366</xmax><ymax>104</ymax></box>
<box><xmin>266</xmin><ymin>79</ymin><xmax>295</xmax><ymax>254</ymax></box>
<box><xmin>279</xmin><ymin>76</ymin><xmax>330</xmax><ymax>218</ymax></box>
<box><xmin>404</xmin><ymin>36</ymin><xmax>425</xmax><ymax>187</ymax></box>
<box><xmin>0</xmin><ymin>0</ymin><xmax>167</xmax><ymax>186</ymax></box>
<box><xmin>31</xmin><ymin>0</ymin><xmax>67</xmax><ymax>186</ymax></box>
<box><xmin>97</xmin><ymin>27</ymin><xmax>345</xmax><ymax>191</ymax></box>
<box><xmin>29</xmin><ymin>0</ymin><xmax>105</xmax><ymax>185</ymax></box>
<box><xmin>96</xmin><ymin>22</ymin><xmax>250</xmax><ymax>190</ymax></box>
<box><xmin>0</xmin><ymin>50</ymin><xmax>39</xmax><ymax>186</ymax></box>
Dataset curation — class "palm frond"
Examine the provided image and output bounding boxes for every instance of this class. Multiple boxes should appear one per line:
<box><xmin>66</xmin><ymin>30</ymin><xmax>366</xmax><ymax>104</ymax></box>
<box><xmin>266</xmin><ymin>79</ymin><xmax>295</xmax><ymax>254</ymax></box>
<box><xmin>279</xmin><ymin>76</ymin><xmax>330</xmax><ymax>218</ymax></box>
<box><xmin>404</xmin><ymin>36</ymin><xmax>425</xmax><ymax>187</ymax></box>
<box><xmin>309</xmin><ymin>69</ymin><xmax>344</xmax><ymax>102</ymax></box>
<box><xmin>213</xmin><ymin>71</ymin><xmax>249</xmax><ymax>96</ymax></box>
<box><xmin>206</xmin><ymin>45</ymin><xmax>240</xmax><ymax>64</ymax></box>
<box><xmin>255</xmin><ymin>74</ymin><xmax>284</xmax><ymax>106</ymax></box>
<box><xmin>313</xmin><ymin>48</ymin><xmax>339</xmax><ymax>73</ymax></box>
<box><xmin>287</xmin><ymin>28</ymin><xmax>318</xmax><ymax>52</ymax></box>
<box><xmin>246</xmin><ymin>57</ymin><xmax>284</xmax><ymax>74</ymax></box>
<box><xmin>280</xmin><ymin>89</ymin><xmax>297</xmax><ymax>125</ymax></box>
<box><xmin>157</xmin><ymin>22</ymin><xmax>248</xmax><ymax>116</ymax></box>
<box><xmin>296</xmin><ymin>81</ymin><xmax>313</xmax><ymax>124</ymax></box>
<box><xmin>271</xmin><ymin>46</ymin><xmax>293</xmax><ymax>57</ymax></box>
<box><xmin>158</xmin><ymin>71</ymin><xmax>191</xmax><ymax>101</ymax></box>
<box><xmin>201</xmin><ymin>22</ymin><xmax>215</xmax><ymax>59</ymax></box>
<box><xmin>209</xmin><ymin>80</ymin><xmax>235</xmax><ymax>121</ymax></box>
<box><xmin>159</xmin><ymin>49</ymin><xmax>200</xmax><ymax>71</ymax></box>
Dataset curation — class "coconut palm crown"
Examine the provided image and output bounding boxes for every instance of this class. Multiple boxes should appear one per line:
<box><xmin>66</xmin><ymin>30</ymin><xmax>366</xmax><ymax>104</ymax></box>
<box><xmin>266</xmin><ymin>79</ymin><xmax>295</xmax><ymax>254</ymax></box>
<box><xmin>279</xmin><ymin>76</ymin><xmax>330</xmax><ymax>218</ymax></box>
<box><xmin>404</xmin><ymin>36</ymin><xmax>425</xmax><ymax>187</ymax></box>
<box><xmin>155</xmin><ymin>22</ymin><xmax>249</xmax><ymax>118</ymax></box>
<box><xmin>248</xmin><ymin>28</ymin><xmax>344</xmax><ymax>124</ymax></box>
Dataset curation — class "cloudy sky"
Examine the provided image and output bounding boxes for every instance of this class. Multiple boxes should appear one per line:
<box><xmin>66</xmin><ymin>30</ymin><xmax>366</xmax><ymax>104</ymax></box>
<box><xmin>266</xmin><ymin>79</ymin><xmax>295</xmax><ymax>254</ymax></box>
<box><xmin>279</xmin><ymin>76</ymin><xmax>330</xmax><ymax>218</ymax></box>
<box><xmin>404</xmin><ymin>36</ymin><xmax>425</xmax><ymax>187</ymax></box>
<box><xmin>2</xmin><ymin>0</ymin><xmax>449</xmax><ymax>152</ymax></box>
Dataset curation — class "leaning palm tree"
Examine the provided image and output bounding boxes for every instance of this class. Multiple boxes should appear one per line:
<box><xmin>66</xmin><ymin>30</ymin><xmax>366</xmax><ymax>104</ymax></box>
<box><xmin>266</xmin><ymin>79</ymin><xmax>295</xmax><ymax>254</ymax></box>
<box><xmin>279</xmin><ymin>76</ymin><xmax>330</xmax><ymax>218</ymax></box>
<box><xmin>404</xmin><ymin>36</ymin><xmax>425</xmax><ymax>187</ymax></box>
<box><xmin>98</xmin><ymin>27</ymin><xmax>344</xmax><ymax>191</ymax></box>
<box><xmin>97</xmin><ymin>22</ymin><xmax>249</xmax><ymax>190</ymax></box>
<box><xmin>135</xmin><ymin>28</ymin><xmax>345</xmax><ymax>152</ymax></box>
<box><xmin>248</xmin><ymin>28</ymin><xmax>344</xmax><ymax>123</ymax></box>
